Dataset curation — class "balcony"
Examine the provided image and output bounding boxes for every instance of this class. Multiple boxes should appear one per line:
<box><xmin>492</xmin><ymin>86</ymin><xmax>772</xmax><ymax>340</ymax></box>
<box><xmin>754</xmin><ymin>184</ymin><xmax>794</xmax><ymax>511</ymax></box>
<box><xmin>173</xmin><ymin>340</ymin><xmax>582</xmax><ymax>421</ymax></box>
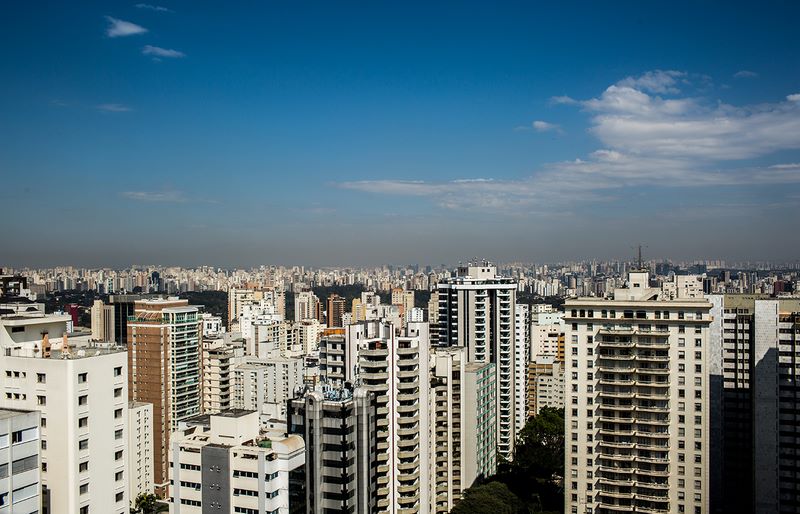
<box><xmin>597</xmin><ymin>440</ymin><xmax>635</xmax><ymax>449</ymax></box>
<box><xmin>598</xmin><ymin>389</ymin><xmax>635</xmax><ymax>399</ymax></box>
<box><xmin>597</xmin><ymin>488</ymin><xmax>635</xmax><ymax>500</ymax></box>
<box><xmin>599</xmin><ymin>427</ymin><xmax>635</xmax><ymax>437</ymax></box>
<box><xmin>598</xmin><ymin>353</ymin><xmax>636</xmax><ymax>361</ymax></box>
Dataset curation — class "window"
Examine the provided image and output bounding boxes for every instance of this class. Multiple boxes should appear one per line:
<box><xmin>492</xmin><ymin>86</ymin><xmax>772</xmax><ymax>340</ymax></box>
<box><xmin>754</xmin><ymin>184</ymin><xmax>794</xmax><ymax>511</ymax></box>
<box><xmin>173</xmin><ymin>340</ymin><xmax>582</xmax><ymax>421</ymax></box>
<box><xmin>11</xmin><ymin>427</ymin><xmax>38</xmax><ymax>444</ymax></box>
<box><xmin>115</xmin><ymin>471</ymin><xmax>123</xmax><ymax>481</ymax></box>
<box><xmin>80</xmin><ymin>507</ymin><xmax>89</xmax><ymax>514</ymax></box>
<box><xmin>114</xmin><ymin>409</ymin><xmax>122</xmax><ymax>419</ymax></box>
<box><xmin>37</xmin><ymin>373</ymin><xmax>46</xmax><ymax>383</ymax></box>
<box><xmin>114</xmin><ymin>387</ymin><xmax>122</xmax><ymax>398</ymax></box>
<box><xmin>79</xmin><ymin>461</ymin><xmax>89</xmax><ymax>472</ymax></box>
<box><xmin>12</xmin><ymin>483</ymin><xmax>37</xmax><ymax>503</ymax></box>
<box><xmin>78</xmin><ymin>417</ymin><xmax>88</xmax><ymax>428</ymax></box>
<box><xmin>78</xmin><ymin>395</ymin><xmax>88</xmax><ymax>406</ymax></box>
<box><xmin>11</xmin><ymin>455</ymin><xmax>37</xmax><ymax>474</ymax></box>
<box><xmin>79</xmin><ymin>439</ymin><xmax>89</xmax><ymax>450</ymax></box>
<box><xmin>80</xmin><ymin>483</ymin><xmax>89</xmax><ymax>494</ymax></box>
<box><xmin>115</xmin><ymin>450</ymin><xmax>123</xmax><ymax>461</ymax></box>
<box><xmin>115</xmin><ymin>429</ymin><xmax>123</xmax><ymax>440</ymax></box>
<box><xmin>115</xmin><ymin>491</ymin><xmax>124</xmax><ymax>502</ymax></box>
<box><xmin>114</xmin><ymin>367</ymin><xmax>122</xmax><ymax>377</ymax></box>
<box><xmin>37</xmin><ymin>395</ymin><xmax>46</xmax><ymax>406</ymax></box>
<box><xmin>78</xmin><ymin>373</ymin><xmax>88</xmax><ymax>383</ymax></box>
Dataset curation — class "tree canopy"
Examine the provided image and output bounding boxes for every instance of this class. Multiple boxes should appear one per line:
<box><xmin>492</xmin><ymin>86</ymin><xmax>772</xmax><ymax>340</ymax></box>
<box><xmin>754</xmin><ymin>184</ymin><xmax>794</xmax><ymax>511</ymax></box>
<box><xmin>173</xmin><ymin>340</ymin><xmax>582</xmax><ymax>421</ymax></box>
<box><xmin>453</xmin><ymin>407</ymin><xmax>565</xmax><ymax>513</ymax></box>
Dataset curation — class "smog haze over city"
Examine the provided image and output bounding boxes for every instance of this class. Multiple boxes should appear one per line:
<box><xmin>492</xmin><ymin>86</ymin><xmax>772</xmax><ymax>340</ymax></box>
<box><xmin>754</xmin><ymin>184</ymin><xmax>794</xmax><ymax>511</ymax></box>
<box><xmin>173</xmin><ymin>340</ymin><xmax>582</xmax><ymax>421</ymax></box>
<box><xmin>1</xmin><ymin>1</ymin><xmax>799</xmax><ymax>268</ymax></box>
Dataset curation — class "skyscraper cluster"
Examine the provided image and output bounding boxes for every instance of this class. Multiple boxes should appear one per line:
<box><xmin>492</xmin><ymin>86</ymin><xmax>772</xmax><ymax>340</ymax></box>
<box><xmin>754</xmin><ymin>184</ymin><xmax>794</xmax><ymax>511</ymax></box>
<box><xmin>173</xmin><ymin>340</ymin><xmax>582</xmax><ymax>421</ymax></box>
<box><xmin>0</xmin><ymin>258</ymin><xmax>799</xmax><ymax>513</ymax></box>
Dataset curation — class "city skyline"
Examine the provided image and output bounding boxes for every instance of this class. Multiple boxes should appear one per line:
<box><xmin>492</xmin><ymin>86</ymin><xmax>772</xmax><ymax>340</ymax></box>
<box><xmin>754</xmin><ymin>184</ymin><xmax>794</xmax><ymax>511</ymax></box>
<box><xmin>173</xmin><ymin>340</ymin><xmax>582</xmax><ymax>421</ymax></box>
<box><xmin>2</xmin><ymin>1</ymin><xmax>800</xmax><ymax>266</ymax></box>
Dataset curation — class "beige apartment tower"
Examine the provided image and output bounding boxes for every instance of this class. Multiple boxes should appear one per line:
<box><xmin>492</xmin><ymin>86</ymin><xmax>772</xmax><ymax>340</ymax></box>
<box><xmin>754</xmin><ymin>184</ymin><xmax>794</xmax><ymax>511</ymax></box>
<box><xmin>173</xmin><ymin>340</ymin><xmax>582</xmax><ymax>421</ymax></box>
<box><xmin>565</xmin><ymin>270</ymin><xmax>712</xmax><ymax>514</ymax></box>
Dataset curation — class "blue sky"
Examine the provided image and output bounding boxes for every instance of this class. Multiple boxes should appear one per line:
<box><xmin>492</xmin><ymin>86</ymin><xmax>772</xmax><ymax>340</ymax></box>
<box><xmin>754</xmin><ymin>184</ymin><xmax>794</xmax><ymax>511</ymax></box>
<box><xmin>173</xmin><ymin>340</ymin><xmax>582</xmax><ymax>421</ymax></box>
<box><xmin>1</xmin><ymin>1</ymin><xmax>799</xmax><ymax>267</ymax></box>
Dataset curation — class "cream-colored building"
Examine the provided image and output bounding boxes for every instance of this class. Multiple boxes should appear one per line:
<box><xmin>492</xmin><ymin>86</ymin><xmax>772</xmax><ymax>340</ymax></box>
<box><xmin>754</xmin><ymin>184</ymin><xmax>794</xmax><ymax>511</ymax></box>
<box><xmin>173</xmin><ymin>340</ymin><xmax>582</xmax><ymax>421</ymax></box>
<box><xmin>347</xmin><ymin>320</ymin><xmax>431</xmax><ymax>513</ymax></box>
<box><xmin>565</xmin><ymin>270</ymin><xmax>711</xmax><ymax>514</ymax></box>
<box><xmin>169</xmin><ymin>410</ymin><xmax>304</xmax><ymax>514</ymax></box>
<box><xmin>128</xmin><ymin>401</ymin><xmax>153</xmax><ymax>500</ymax></box>
<box><xmin>0</xmin><ymin>409</ymin><xmax>41</xmax><ymax>514</ymax></box>
<box><xmin>0</xmin><ymin>313</ymin><xmax>129</xmax><ymax>514</ymax></box>
<box><xmin>527</xmin><ymin>355</ymin><xmax>564</xmax><ymax>415</ymax></box>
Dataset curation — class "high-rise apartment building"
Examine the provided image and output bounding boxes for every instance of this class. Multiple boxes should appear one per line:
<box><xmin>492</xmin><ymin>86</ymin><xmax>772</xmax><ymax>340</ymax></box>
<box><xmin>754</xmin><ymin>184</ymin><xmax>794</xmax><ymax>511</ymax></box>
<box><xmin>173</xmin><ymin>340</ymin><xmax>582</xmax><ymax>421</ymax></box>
<box><xmin>427</xmin><ymin>291</ymin><xmax>440</xmax><ymax>345</ymax></box>
<box><xmin>90</xmin><ymin>299</ymin><xmax>114</xmax><ymax>342</ymax></box>
<box><xmin>531</xmin><ymin>311</ymin><xmax>566</xmax><ymax>361</ymax></box>
<box><xmin>464</xmin><ymin>361</ymin><xmax>498</xmax><ymax>483</ymax></box>
<box><xmin>437</xmin><ymin>262</ymin><xmax>517</xmax><ymax>459</ymax></box>
<box><xmin>430</xmin><ymin>348</ymin><xmax>498</xmax><ymax>512</ymax></box>
<box><xmin>170</xmin><ymin>410</ymin><xmax>305</xmax><ymax>514</ymax></box>
<box><xmin>326</xmin><ymin>294</ymin><xmax>346</xmax><ymax>328</ymax></box>
<box><xmin>294</xmin><ymin>291</ymin><xmax>320</xmax><ymax>323</ymax></box>
<box><xmin>128</xmin><ymin>401</ymin><xmax>154</xmax><ymax>500</ymax></box>
<box><xmin>202</xmin><ymin>339</ymin><xmax>241</xmax><ymax>414</ymax></box>
<box><xmin>108</xmin><ymin>294</ymin><xmax>153</xmax><ymax>345</ymax></box>
<box><xmin>565</xmin><ymin>270</ymin><xmax>712</xmax><ymax>514</ymax></box>
<box><xmin>0</xmin><ymin>409</ymin><xmax>41</xmax><ymax>514</ymax></box>
<box><xmin>391</xmin><ymin>288</ymin><xmax>415</xmax><ymax>318</ymax></box>
<box><xmin>527</xmin><ymin>355</ymin><xmax>565</xmax><ymax>415</ymax></box>
<box><xmin>347</xmin><ymin>320</ymin><xmax>432</xmax><ymax>512</ymax></box>
<box><xmin>0</xmin><ymin>313</ymin><xmax>129</xmax><ymax>514</ymax></box>
<box><xmin>232</xmin><ymin>355</ymin><xmax>304</xmax><ymax>422</ymax></box>
<box><xmin>127</xmin><ymin>298</ymin><xmax>203</xmax><ymax>495</ymax></box>
<box><xmin>514</xmin><ymin>303</ymin><xmax>530</xmax><ymax>436</ymax></box>
<box><xmin>289</xmin><ymin>388</ymin><xmax>377</xmax><ymax>514</ymax></box>
<box><xmin>708</xmin><ymin>295</ymin><xmax>800</xmax><ymax>514</ymax></box>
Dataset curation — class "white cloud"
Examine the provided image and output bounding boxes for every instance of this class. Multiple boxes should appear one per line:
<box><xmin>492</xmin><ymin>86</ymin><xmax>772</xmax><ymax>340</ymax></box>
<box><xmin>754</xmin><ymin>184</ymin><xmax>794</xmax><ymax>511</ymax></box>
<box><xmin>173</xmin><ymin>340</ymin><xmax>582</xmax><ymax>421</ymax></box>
<box><xmin>584</xmin><ymin>84</ymin><xmax>800</xmax><ymax>160</ymax></box>
<box><xmin>550</xmin><ymin>95</ymin><xmax>577</xmax><ymax>105</ymax></box>
<box><xmin>122</xmin><ymin>191</ymin><xmax>185</xmax><ymax>202</ymax></box>
<box><xmin>616</xmin><ymin>70</ymin><xmax>686</xmax><ymax>94</ymax></box>
<box><xmin>734</xmin><ymin>70</ymin><xmax>758</xmax><ymax>78</ymax></box>
<box><xmin>105</xmin><ymin>16</ymin><xmax>147</xmax><ymax>37</ymax></box>
<box><xmin>339</xmin><ymin>70</ymin><xmax>800</xmax><ymax>214</ymax></box>
<box><xmin>142</xmin><ymin>45</ymin><xmax>185</xmax><ymax>58</ymax></box>
<box><xmin>135</xmin><ymin>3</ymin><xmax>172</xmax><ymax>12</ymax></box>
<box><xmin>532</xmin><ymin>120</ymin><xmax>561</xmax><ymax>133</ymax></box>
<box><xmin>96</xmin><ymin>103</ymin><xmax>132</xmax><ymax>112</ymax></box>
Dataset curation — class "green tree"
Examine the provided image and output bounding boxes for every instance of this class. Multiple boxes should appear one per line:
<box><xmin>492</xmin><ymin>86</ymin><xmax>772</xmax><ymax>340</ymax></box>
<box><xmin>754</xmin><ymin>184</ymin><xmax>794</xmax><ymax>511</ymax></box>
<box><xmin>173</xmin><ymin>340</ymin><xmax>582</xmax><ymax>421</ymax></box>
<box><xmin>513</xmin><ymin>407</ymin><xmax>565</xmax><ymax>479</ymax></box>
<box><xmin>130</xmin><ymin>493</ymin><xmax>168</xmax><ymax>514</ymax></box>
<box><xmin>451</xmin><ymin>481</ymin><xmax>524</xmax><ymax>514</ymax></box>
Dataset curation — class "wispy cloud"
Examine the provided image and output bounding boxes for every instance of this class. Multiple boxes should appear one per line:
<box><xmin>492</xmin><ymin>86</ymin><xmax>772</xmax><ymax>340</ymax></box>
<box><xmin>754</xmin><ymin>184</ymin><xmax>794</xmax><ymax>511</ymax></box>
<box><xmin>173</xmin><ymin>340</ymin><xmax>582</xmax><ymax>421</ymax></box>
<box><xmin>340</xmin><ymin>70</ymin><xmax>800</xmax><ymax>214</ymax></box>
<box><xmin>532</xmin><ymin>120</ymin><xmax>561</xmax><ymax>133</ymax></box>
<box><xmin>550</xmin><ymin>95</ymin><xmax>578</xmax><ymax>105</ymax></box>
<box><xmin>142</xmin><ymin>45</ymin><xmax>185</xmax><ymax>58</ymax></box>
<box><xmin>734</xmin><ymin>70</ymin><xmax>758</xmax><ymax>79</ymax></box>
<box><xmin>616</xmin><ymin>70</ymin><xmax>686</xmax><ymax>94</ymax></box>
<box><xmin>105</xmin><ymin>16</ymin><xmax>147</xmax><ymax>37</ymax></box>
<box><xmin>96</xmin><ymin>103</ymin><xmax>132</xmax><ymax>112</ymax></box>
<box><xmin>135</xmin><ymin>3</ymin><xmax>173</xmax><ymax>12</ymax></box>
<box><xmin>122</xmin><ymin>191</ymin><xmax>186</xmax><ymax>203</ymax></box>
